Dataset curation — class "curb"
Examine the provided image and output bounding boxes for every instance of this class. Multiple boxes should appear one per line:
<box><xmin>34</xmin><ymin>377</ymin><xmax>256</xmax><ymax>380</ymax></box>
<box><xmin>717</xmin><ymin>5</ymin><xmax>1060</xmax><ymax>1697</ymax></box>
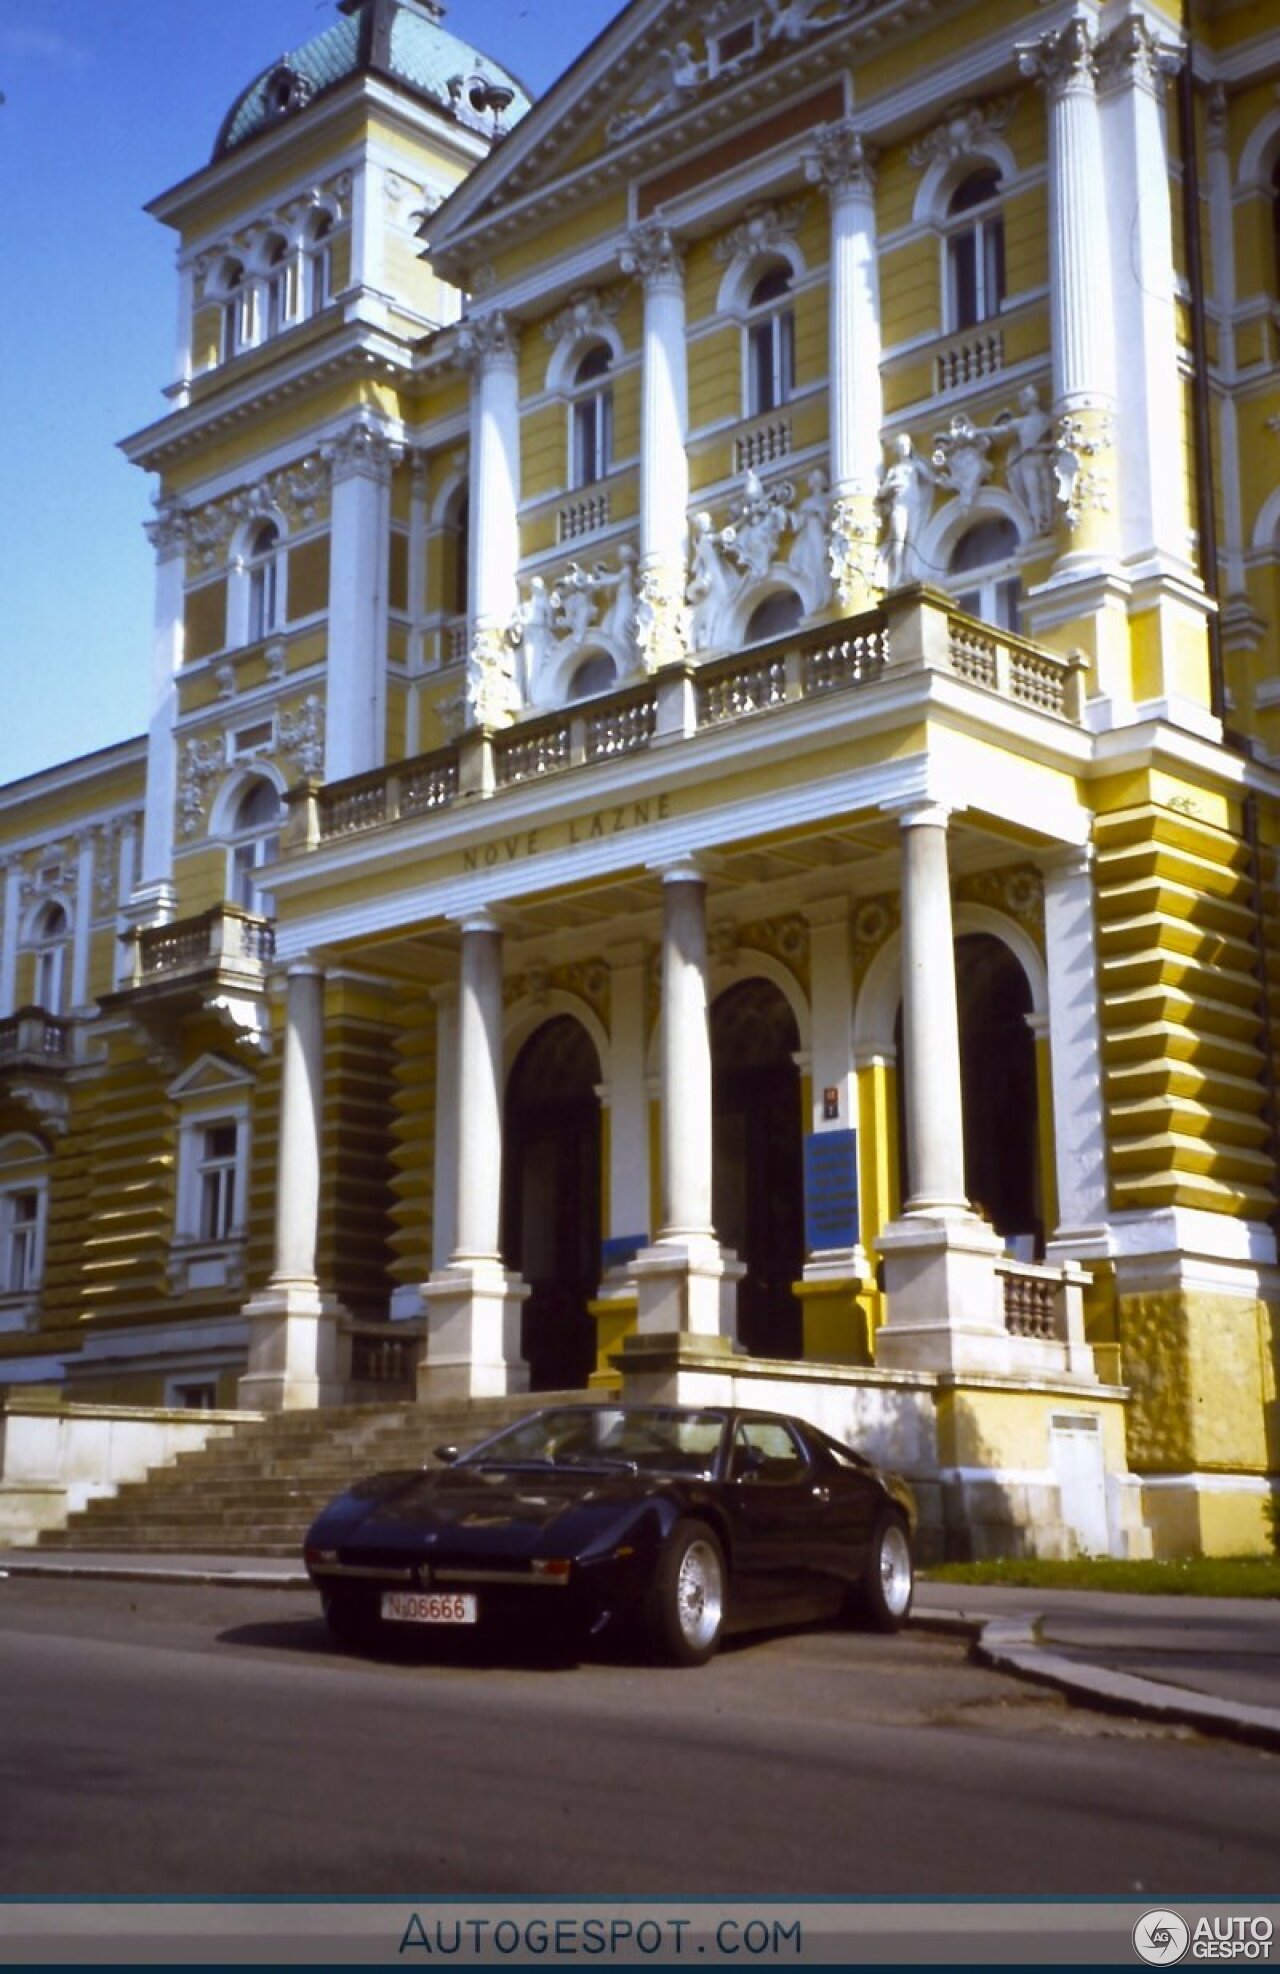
<box><xmin>0</xmin><ymin>1558</ymin><xmax>310</xmax><ymax>1591</ymax></box>
<box><xmin>973</xmin><ymin>1612</ymin><xmax>1280</xmax><ymax>1755</ymax></box>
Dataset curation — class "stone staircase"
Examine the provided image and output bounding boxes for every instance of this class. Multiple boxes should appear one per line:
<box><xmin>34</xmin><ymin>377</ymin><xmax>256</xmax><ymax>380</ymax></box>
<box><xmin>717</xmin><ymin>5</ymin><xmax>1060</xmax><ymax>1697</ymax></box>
<box><xmin>34</xmin><ymin>1392</ymin><xmax>588</xmax><ymax>1559</ymax></box>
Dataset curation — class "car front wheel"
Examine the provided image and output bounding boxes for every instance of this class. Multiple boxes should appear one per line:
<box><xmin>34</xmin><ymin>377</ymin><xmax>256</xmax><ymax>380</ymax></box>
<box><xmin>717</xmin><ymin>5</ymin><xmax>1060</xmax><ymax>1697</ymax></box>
<box><xmin>645</xmin><ymin>1520</ymin><xmax>726</xmax><ymax>1666</ymax></box>
<box><xmin>851</xmin><ymin>1512</ymin><xmax>914</xmax><ymax>1632</ymax></box>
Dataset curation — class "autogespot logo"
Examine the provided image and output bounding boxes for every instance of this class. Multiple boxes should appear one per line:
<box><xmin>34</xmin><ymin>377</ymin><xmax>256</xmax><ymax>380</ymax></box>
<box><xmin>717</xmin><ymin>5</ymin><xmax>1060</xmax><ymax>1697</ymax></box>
<box><xmin>1135</xmin><ymin>1911</ymin><xmax>1192</xmax><ymax>1966</ymax></box>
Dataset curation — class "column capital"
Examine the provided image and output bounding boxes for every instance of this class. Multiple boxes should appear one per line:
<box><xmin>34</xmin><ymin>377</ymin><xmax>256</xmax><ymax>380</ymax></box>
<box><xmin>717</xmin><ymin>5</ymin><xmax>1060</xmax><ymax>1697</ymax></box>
<box><xmin>326</xmin><ymin>416</ymin><xmax>399</xmax><ymax>486</ymax></box>
<box><xmin>1018</xmin><ymin>16</ymin><xmax>1098</xmax><ymax>98</ymax></box>
<box><xmin>804</xmin><ymin>121</ymin><xmax>878</xmax><ymax>198</ymax></box>
<box><xmin>144</xmin><ymin>500</ymin><xmax>190</xmax><ymax>561</ymax></box>
<box><xmin>620</xmin><ymin>220</ymin><xmax>686</xmax><ymax>292</ymax></box>
<box><xmin>454</xmin><ymin>308</ymin><xmax>519</xmax><ymax>375</ymax></box>
<box><xmin>1094</xmin><ymin>15</ymin><xmax>1181</xmax><ymax>97</ymax></box>
<box><xmin>650</xmin><ymin>854</ymin><xmax>708</xmax><ymax>887</ymax></box>
<box><xmin>453</xmin><ymin>908</ymin><xmax>505</xmax><ymax>937</ymax></box>
<box><xmin>883</xmin><ymin>798</ymin><xmax>956</xmax><ymax>832</ymax></box>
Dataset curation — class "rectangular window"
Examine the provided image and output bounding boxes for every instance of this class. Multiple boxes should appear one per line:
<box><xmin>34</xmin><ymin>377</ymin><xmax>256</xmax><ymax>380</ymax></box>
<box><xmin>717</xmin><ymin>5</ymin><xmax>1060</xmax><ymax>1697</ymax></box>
<box><xmin>4</xmin><ymin>1190</ymin><xmax>41</xmax><ymax>1294</ymax></box>
<box><xmin>198</xmin><ymin>1122</ymin><xmax>239</xmax><ymax>1242</ymax></box>
<box><xmin>571</xmin><ymin>389</ymin><xmax>612</xmax><ymax>488</ymax></box>
<box><xmin>747</xmin><ymin>311</ymin><xmax>794</xmax><ymax>418</ymax></box>
<box><xmin>948</xmin><ymin>220</ymin><xmax>1005</xmax><ymax>330</ymax></box>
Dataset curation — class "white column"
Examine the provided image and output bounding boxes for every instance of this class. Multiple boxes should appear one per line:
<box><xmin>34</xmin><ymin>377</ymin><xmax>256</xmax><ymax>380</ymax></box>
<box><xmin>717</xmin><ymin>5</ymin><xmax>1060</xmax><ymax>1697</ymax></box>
<box><xmin>114</xmin><ymin>820</ymin><xmax>138</xmax><ymax>989</ymax></box>
<box><xmin>325</xmin><ymin>419</ymin><xmax>395</xmax><ymax>781</ymax></box>
<box><xmin>405</xmin><ymin>451</ymin><xmax>428</xmax><ymax>755</ymax></box>
<box><xmin>173</xmin><ymin>260</ymin><xmax>195</xmax><ymax>407</ymax></box>
<box><xmin>420</xmin><ymin>916</ymin><xmax>529</xmax><ymax>1397</ymax></box>
<box><xmin>132</xmin><ymin>503</ymin><xmax>187</xmax><ymax>922</ymax></box>
<box><xmin>658</xmin><ymin>865</ymin><xmax>714</xmax><ymax>1242</ymax></box>
<box><xmin>874</xmin><ymin>804</ymin><xmax>1006</xmax><ymax>1374</ymax></box>
<box><xmin>453</xmin><ymin>918</ymin><xmax>505</xmax><ymax>1262</ymax></box>
<box><xmin>805</xmin><ymin>124</ymin><xmax>882</xmax><ymax>612</ymax></box>
<box><xmin>620</xmin><ymin>223</ymin><xmax>690</xmax><ymax>671</ymax></box>
<box><xmin>1096</xmin><ymin>17</ymin><xmax>1189</xmax><ymax>581</ymax></box>
<box><xmin>1042</xmin><ymin>847</ymin><xmax>1112</xmax><ymax>1258</ymax></box>
<box><xmin>239</xmin><ymin>964</ymin><xmax>343</xmax><ymax>1411</ymax></box>
<box><xmin>1019</xmin><ymin>18</ymin><xmax>1122</xmax><ymax>577</ymax></box>
<box><xmin>898</xmin><ymin>806</ymin><xmax>967</xmax><ymax>1215</ymax></box>
<box><xmin>456</xmin><ymin>312</ymin><xmax>522</xmax><ymax>727</ymax></box>
<box><xmin>630</xmin><ymin>861</ymin><xmax>742</xmax><ymax>1339</ymax></box>
<box><xmin>0</xmin><ymin>862</ymin><xmax>21</xmax><ymax>1017</ymax></box>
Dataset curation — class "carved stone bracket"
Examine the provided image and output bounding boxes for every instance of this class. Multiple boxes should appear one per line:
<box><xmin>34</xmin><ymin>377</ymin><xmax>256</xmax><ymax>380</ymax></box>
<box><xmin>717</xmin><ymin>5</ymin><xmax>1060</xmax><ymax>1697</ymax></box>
<box><xmin>907</xmin><ymin>95</ymin><xmax>1017</xmax><ymax>170</ymax></box>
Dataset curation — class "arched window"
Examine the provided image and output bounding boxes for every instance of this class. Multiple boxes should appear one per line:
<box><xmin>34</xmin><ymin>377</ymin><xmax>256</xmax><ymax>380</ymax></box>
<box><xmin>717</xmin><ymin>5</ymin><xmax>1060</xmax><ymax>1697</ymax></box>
<box><xmin>745</xmin><ymin>589</ymin><xmax>803</xmax><ymax>643</ymax></box>
<box><xmin>228</xmin><ymin>777</ymin><xmax>281</xmax><ymax>915</ymax></box>
<box><xmin>261</xmin><ymin>233</ymin><xmax>290</xmax><ymax>339</ymax></box>
<box><xmin>219</xmin><ymin>258</ymin><xmax>246</xmax><ymax>361</ymax></box>
<box><xmin>32</xmin><ymin>902</ymin><xmax>69</xmax><ymax>1013</ymax></box>
<box><xmin>570</xmin><ymin>342</ymin><xmax>613</xmax><ymax>489</ymax></box>
<box><xmin>245</xmin><ymin>520</ymin><xmax>282</xmax><ymax>643</ymax></box>
<box><xmin>302</xmin><ymin>211</ymin><xmax>333</xmax><ymax>317</ymax></box>
<box><xmin>745</xmin><ymin>260</ymin><xmax>795</xmax><ymax>417</ymax></box>
<box><xmin>948</xmin><ymin>516</ymin><xmax>1021</xmax><ymax>631</ymax></box>
<box><xmin>945</xmin><ymin>169</ymin><xmax>1005</xmax><ymax>330</ymax></box>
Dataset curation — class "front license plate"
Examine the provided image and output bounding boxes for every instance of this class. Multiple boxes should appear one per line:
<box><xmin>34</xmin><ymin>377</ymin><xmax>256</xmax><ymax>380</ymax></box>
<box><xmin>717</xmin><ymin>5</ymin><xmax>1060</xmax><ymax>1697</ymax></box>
<box><xmin>381</xmin><ymin>1590</ymin><xmax>477</xmax><ymax>1625</ymax></box>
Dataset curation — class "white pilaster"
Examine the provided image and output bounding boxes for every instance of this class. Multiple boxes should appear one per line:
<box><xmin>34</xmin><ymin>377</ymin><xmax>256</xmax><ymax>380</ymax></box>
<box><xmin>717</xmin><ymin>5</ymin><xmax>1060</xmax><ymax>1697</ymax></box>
<box><xmin>606</xmin><ymin>941</ymin><xmax>650</xmax><ymax>1248</ymax></box>
<box><xmin>70</xmin><ymin>834</ymin><xmax>94</xmax><ymax>1012</ymax></box>
<box><xmin>1042</xmin><ymin>848</ymin><xmax>1112</xmax><ymax>1259</ymax></box>
<box><xmin>621</xmin><ymin>223</ymin><xmax>690</xmax><ymax>671</ymax></box>
<box><xmin>805</xmin><ymin>124</ymin><xmax>882</xmax><ymax>611</ymax></box>
<box><xmin>0</xmin><ymin>862</ymin><xmax>21</xmax><ymax>1017</ymax></box>
<box><xmin>1096</xmin><ymin>16</ymin><xmax>1191</xmax><ymax>582</ymax></box>
<box><xmin>239</xmin><ymin>964</ymin><xmax>343</xmax><ymax>1411</ymax></box>
<box><xmin>420</xmin><ymin>916</ymin><xmax>528</xmax><ymax>1398</ymax></box>
<box><xmin>132</xmin><ymin>503</ymin><xmax>187</xmax><ymax>922</ymax></box>
<box><xmin>325</xmin><ymin>419</ymin><xmax>395</xmax><ymax>780</ymax></box>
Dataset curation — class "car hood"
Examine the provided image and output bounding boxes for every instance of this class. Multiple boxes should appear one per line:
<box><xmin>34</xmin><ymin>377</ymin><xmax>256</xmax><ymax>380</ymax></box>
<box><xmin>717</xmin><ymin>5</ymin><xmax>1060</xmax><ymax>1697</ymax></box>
<box><xmin>310</xmin><ymin>1463</ymin><xmax>667</xmax><ymax>1559</ymax></box>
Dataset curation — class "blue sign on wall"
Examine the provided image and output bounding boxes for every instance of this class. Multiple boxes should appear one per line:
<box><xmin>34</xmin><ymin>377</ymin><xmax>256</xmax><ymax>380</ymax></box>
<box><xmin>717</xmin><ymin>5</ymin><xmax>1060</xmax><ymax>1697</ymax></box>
<box><xmin>803</xmin><ymin>1130</ymin><xmax>859</xmax><ymax>1252</ymax></box>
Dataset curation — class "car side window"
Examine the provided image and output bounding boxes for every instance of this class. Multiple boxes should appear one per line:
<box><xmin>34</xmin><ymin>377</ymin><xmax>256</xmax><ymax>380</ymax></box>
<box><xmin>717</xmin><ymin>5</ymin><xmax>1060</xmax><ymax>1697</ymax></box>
<box><xmin>731</xmin><ymin>1419</ymin><xmax>808</xmax><ymax>1485</ymax></box>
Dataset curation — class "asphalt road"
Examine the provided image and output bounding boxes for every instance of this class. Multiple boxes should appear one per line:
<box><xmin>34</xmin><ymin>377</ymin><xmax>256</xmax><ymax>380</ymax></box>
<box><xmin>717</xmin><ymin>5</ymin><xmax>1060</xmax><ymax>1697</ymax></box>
<box><xmin>1</xmin><ymin>1577</ymin><xmax>1278</xmax><ymax>1898</ymax></box>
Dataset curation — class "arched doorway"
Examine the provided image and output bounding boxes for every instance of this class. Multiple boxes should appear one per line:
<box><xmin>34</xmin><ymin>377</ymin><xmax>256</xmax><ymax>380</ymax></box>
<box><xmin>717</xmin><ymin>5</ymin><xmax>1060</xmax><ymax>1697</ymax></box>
<box><xmin>894</xmin><ymin>932</ymin><xmax>1041</xmax><ymax>1249</ymax></box>
<box><xmin>711</xmin><ymin>979</ymin><xmax>804</xmax><ymax>1358</ymax></box>
<box><xmin>502</xmin><ymin>1016</ymin><xmax>602</xmax><ymax>1391</ymax></box>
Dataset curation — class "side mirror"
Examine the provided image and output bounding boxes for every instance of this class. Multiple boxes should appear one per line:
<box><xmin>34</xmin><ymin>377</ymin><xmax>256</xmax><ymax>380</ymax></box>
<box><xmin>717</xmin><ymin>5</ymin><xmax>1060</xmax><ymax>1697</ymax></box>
<box><xmin>433</xmin><ymin>1444</ymin><xmax>460</xmax><ymax>1465</ymax></box>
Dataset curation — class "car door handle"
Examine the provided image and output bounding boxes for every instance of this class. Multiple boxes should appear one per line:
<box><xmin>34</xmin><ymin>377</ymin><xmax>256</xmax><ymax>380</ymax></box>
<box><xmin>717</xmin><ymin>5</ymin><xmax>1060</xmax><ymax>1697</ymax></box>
<box><xmin>811</xmin><ymin>1485</ymin><xmax>830</xmax><ymax>1504</ymax></box>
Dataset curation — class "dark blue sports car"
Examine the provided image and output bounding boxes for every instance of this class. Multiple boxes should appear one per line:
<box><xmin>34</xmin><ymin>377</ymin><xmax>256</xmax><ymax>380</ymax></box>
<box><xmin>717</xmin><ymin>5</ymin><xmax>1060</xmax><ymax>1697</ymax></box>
<box><xmin>303</xmin><ymin>1403</ymin><xmax>917</xmax><ymax>1666</ymax></box>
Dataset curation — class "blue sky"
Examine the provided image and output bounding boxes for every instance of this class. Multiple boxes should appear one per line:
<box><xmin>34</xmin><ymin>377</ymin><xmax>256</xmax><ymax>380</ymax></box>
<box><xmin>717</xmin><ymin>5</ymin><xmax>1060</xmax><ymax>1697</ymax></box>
<box><xmin>0</xmin><ymin>0</ymin><xmax>620</xmax><ymax>788</ymax></box>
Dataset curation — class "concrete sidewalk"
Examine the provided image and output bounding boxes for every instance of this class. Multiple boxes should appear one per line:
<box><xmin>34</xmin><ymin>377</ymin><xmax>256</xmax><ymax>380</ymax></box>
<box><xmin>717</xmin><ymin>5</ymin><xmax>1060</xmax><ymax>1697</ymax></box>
<box><xmin>2</xmin><ymin>1547</ymin><xmax>1278</xmax><ymax>1750</ymax></box>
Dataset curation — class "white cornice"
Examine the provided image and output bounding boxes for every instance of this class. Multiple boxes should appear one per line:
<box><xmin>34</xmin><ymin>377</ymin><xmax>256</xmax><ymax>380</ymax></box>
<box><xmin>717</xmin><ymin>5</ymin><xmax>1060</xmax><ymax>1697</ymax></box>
<box><xmin>0</xmin><ymin>741</ymin><xmax>146</xmax><ymax>814</ymax></box>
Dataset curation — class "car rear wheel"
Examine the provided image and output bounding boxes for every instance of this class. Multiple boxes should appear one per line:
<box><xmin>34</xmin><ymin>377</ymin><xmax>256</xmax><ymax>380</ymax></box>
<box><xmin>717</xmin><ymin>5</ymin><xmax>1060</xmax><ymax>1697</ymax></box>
<box><xmin>849</xmin><ymin>1511</ymin><xmax>914</xmax><ymax>1632</ymax></box>
<box><xmin>645</xmin><ymin>1520</ymin><xmax>726</xmax><ymax>1667</ymax></box>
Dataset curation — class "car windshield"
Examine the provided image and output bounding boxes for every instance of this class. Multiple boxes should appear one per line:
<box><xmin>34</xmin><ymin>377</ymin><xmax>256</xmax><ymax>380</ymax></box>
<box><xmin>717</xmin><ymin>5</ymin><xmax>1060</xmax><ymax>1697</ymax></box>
<box><xmin>458</xmin><ymin>1407</ymin><xmax>727</xmax><ymax>1478</ymax></box>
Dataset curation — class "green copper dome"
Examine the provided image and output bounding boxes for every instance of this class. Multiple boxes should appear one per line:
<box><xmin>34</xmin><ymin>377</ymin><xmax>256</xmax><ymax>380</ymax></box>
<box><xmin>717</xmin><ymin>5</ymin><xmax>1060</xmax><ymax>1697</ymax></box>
<box><xmin>213</xmin><ymin>0</ymin><xmax>531</xmax><ymax>158</ymax></box>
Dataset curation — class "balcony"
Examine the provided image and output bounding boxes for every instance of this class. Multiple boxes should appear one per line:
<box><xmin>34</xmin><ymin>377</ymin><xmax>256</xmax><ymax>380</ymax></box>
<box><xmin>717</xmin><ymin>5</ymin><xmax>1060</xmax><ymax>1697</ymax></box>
<box><xmin>128</xmin><ymin>905</ymin><xmax>276</xmax><ymax>990</ymax></box>
<box><xmin>0</xmin><ymin>1009</ymin><xmax>72</xmax><ymax>1071</ymax></box>
<box><xmin>296</xmin><ymin>589</ymin><xmax>1086</xmax><ymax>851</ymax></box>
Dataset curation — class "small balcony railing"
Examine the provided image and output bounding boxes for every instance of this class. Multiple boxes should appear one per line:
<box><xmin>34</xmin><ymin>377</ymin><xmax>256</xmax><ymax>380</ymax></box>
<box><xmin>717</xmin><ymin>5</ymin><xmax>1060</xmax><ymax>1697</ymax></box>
<box><xmin>130</xmin><ymin>905</ymin><xmax>275</xmax><ymax>989</ymax></box>
<box><xmin>0</xmin><ymin>1008</ymin><xmax>72</xmax><ymax>1070</ymax></box>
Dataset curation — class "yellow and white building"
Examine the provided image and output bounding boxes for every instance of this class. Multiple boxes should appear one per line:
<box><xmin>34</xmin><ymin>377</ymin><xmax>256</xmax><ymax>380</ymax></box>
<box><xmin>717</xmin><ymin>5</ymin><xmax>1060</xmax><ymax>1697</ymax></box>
<box><xmin>3</xmin><ymin>0</ymin><xmax>1279</xmax><ymax>1558</ymax></box>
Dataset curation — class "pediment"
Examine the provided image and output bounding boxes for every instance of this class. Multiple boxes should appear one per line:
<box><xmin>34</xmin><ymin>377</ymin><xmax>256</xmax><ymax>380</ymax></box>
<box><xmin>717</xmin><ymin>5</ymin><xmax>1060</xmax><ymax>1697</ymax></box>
<box><xmin>166</xmin><ymin>1052</ymin><xmax>256</xmax><ymax>1103</ymax></box>
<box><xmin>426</xmin><ymin>0</ymin><xmax>901</xmax><ymax>270</ymax></box>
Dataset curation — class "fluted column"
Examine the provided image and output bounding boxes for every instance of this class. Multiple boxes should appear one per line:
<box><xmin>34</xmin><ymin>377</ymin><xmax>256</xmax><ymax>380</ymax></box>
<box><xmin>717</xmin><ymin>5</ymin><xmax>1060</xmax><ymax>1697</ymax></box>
<box><xmin>457</xmin><ymin>311</ymin><xmax>522</xmax><ymax>727</ymax></box>
<box><xmin>621</xmin><ymin>223</ymin><xmax>690</xmax><ymax>672</ymax></box>
<box><xmin>420</xmin><ymin>916</ymin><xmax>528</xmax><ymax>1398</ymax></box>
<box><xmin>239</xmin><ymin>963</ymin><xmax>343</xmax><ymax>1411</ymax></box>
<box><xmin>326</xmin><ymin>417</ymin><xmax>396</xmax><ymax>780</ymax></box>
<box><xmin>1095</xmin><ymin>17</ymin><xmax>1188</xmax><ymax>580</ymax></box>
<box><xmin>1042</xmin><ymin>847</ymin><xmax>1111</xmax><ymax>1257</ymax></box>
<box><xmin>805</xmin><ymin>124</ymin><xmax>882</xmax><ymax>612</ymax></box>
<box><xmin>1019</xmin><ymin>17</ymin><xmax>1121</xmax><ymax>576</ymax></box>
